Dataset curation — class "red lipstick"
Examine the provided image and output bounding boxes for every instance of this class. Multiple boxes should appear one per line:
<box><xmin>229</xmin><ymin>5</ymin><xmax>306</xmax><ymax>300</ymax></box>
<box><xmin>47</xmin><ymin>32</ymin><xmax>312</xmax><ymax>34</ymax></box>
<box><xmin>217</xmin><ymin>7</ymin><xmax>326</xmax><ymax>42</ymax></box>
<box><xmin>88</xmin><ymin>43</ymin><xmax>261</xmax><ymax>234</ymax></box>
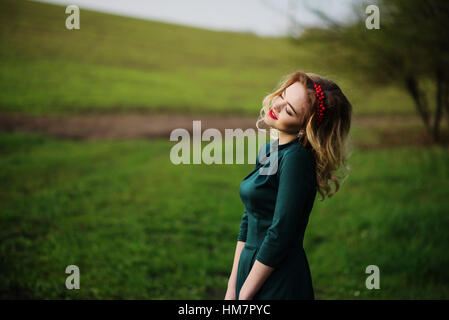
<box><xmin>269</xmin><ymin>109</ymin><xmax>278</xmax><ymax>120</ymax></box>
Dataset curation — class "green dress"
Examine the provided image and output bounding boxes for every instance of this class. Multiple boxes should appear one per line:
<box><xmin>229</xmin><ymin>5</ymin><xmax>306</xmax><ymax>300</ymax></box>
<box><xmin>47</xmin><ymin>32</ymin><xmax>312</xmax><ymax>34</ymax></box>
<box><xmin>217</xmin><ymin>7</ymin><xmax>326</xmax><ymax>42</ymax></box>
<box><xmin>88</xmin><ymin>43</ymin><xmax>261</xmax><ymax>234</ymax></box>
<box><xmin>235</xmin><ymin>135</ymin><xmax>317</xmax><ymax>300</ymax></box>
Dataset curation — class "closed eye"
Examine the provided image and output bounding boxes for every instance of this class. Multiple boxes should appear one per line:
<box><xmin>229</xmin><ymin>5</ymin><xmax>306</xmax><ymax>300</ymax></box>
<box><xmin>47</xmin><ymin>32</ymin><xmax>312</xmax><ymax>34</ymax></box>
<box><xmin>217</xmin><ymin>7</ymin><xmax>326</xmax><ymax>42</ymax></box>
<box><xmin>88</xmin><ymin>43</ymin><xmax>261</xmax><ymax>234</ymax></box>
<box><xmin>280</xmin><ymin>93</ymin><xmax>293</xmax><ymax>116</ymax></box>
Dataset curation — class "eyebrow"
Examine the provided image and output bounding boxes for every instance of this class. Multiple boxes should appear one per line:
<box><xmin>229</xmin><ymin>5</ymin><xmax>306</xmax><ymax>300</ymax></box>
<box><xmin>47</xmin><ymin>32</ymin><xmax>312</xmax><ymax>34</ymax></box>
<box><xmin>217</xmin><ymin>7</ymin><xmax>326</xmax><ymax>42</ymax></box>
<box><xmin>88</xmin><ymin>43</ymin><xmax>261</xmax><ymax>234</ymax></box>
<box><xmin>282</xmin><ymin>89</ymin><xmax>298</xmax><ymax>115</ymax></box>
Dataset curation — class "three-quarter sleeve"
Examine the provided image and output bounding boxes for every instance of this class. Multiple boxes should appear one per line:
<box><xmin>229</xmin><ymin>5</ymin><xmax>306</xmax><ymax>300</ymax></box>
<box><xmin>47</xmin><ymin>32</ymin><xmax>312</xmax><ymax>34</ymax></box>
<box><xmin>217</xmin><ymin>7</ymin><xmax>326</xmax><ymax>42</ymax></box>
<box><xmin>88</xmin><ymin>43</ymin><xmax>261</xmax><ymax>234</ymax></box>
<box><xmin>255</xmin><ymin>148</ymin><xmax>316</xmax><ymax>268</ymax></box>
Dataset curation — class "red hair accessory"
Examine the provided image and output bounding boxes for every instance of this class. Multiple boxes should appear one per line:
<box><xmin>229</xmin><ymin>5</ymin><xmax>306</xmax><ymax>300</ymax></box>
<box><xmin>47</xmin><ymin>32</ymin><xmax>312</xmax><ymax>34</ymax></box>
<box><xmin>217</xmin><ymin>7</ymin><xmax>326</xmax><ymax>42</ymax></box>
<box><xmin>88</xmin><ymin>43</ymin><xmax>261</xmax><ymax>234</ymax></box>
<box><xmin>313</xmin><ymin>83</ymin><xmax>325</xmax><ymax>127</ymax></box>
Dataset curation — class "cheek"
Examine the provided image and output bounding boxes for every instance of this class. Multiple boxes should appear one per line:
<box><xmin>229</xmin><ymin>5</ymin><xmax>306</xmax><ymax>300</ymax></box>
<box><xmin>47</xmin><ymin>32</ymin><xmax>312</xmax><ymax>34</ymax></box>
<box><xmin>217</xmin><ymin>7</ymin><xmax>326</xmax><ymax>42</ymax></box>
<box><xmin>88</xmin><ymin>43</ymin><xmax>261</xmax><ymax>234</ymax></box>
<box><xmin>280</xmin><ymin>115</ymin><xmax>300</xmax><ymax>128</ymax></box>
<box><xmin>279</xmin><ymin>114</ymin><xmax>293</xmax><ymax>124</ymax></box>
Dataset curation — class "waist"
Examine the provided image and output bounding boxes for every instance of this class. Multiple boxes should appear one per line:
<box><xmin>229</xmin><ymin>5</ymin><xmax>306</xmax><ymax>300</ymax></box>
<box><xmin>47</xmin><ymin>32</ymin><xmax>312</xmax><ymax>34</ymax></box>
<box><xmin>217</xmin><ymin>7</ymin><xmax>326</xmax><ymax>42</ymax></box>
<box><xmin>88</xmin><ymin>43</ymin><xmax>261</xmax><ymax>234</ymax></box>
<box><xmin>245</xmin><ymin>209</ymin><xmax>305</xmax><ymax>250</ymax></box>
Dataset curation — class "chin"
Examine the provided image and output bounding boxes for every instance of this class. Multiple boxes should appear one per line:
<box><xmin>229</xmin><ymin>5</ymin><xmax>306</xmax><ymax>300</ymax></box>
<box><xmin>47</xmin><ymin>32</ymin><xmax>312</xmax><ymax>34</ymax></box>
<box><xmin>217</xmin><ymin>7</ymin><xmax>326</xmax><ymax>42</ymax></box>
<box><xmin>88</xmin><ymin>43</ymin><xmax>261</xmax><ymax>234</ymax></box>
<box><xmin>264</xmin><ymin>117</ymin><xmax>272</xmax><ymax>129</ymax></box>
<box><xmin>264</xmin><ymin>118</ymin><xmax>277</xmax><ymax>131</ymax></box>
<box><xmin>264</xmin><ymin>113</ymin><xmax>274</xmax><ymax>125</ymax></box>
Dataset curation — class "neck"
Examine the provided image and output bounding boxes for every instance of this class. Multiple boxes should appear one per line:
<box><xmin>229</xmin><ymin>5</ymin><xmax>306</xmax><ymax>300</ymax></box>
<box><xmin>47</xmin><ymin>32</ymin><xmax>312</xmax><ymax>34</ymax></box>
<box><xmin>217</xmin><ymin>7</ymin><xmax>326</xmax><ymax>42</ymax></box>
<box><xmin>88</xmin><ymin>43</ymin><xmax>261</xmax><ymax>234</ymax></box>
<box><xmin>278</xmin><ymin>129</ymin><xmax>299</xmax><ymax>145</ymax></box>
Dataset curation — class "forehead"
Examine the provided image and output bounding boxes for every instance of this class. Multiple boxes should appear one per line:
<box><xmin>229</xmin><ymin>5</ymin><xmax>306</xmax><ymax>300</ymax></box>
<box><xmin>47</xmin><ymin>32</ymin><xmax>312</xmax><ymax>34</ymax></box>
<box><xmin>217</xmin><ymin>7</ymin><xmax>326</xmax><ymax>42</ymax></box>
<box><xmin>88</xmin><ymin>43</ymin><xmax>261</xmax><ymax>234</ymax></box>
<box><xmin>284</xmin><ymin>82</ymin><xmax>307</xmax><ymax>111</ymax></box>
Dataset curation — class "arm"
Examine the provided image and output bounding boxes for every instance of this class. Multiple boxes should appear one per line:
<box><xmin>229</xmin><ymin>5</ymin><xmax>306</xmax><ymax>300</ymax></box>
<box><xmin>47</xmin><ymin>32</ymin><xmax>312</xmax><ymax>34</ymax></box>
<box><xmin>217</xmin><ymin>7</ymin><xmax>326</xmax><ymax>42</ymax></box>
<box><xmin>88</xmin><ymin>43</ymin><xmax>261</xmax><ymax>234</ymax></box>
<box><xmin>238</xmin><ymin>259</ymin><xmax>274</xmax><ymax>300</ymax></box>
<box><xmin>239</xmin><ymin>149</ymin><xmax>316</xmax><ymax>299</ymax></box>
<box><xmin>225</xmin><ymin>207</ymin><xmax>249</xmax><ymax>298</ymax></box>
<box><xmin>225</xmin><ymin>240</ymin><xmax>245</xmax><ymax>300</ymax></box>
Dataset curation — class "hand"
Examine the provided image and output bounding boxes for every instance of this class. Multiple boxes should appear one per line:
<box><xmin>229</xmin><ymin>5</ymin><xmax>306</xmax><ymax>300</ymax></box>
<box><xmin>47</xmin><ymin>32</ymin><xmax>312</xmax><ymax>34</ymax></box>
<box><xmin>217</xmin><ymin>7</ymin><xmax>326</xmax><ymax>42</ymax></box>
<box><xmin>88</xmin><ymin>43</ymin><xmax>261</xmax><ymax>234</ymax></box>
<box><xmin>238</xmin><ymin>286</ymin><xmax>253</xmax><ymax>300</ymax></box>
<box><xmin>238</xmin><ymin>293</ymin><xmax>253</xmax><ymax>300</ymax></box>
<box><xmin>224</xmin><ymin>286</ymin><xmax>236</xmax><ymax>300</ymax></box>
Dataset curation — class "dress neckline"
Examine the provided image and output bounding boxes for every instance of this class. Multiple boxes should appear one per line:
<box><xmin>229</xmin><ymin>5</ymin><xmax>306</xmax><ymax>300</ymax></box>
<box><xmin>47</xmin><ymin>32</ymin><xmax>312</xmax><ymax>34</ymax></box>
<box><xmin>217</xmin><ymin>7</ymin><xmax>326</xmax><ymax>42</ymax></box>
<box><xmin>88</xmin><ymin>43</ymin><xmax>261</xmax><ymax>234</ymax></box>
<box><xmin>277</xmin><ymin>136</ymin><xmax>300</xmax><ymax>150</ymax></box>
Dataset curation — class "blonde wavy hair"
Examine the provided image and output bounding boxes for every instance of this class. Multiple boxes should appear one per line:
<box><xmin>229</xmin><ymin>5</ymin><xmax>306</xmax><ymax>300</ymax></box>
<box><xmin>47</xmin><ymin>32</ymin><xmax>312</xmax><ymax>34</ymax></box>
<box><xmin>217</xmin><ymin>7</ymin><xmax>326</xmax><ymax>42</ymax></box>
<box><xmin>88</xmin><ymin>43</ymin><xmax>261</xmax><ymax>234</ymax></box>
<box><xmin>256</xmin><ymin>71</ymin><xmax>353</xmax><ymax>201</ymax></box>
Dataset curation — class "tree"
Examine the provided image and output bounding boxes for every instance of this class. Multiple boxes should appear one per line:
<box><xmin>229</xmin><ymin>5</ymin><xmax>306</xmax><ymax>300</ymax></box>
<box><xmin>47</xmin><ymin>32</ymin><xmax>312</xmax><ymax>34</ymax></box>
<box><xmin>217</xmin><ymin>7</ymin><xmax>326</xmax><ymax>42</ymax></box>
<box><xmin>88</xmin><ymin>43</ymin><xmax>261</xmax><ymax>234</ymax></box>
<box><xmin>285</xmin><ymin>0</ymin><xmax>449</xmax><ymax>143</ymax></box>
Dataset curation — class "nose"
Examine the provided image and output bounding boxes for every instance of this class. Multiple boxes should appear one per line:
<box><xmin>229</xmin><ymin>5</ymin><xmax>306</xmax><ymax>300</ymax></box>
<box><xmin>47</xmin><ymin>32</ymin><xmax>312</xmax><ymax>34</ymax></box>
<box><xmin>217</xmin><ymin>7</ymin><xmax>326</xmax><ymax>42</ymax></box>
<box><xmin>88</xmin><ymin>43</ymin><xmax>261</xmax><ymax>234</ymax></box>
<box><xmin>273</xmin><ymin>96</ymin><xmax>285</xmax><ymax>112</ymax></box>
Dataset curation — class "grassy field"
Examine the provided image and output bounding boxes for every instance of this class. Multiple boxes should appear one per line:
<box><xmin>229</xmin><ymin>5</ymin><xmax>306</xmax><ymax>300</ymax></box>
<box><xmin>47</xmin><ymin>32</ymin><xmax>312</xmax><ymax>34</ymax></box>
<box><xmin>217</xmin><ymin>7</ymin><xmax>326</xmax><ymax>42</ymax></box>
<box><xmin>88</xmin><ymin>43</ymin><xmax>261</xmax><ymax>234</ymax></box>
<box><xmin>0</xmin><ymin>0</ymin><xmax>416</xmax><ymax>117</ymax></box>
<box><xmin>1</xmin><ymin>132</ymin><xmax>448</xmax><ymax>299</ymax></box>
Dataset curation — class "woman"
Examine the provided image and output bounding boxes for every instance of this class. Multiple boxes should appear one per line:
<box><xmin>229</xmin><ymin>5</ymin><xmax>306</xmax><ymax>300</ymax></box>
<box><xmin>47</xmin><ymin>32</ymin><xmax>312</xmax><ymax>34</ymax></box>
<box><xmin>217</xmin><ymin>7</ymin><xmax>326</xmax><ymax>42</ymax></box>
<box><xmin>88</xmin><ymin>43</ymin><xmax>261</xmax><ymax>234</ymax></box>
<box><xmin>224</xmin><ymin>71</ymin><xmax>352</xmax><ymax>300</ymax></box>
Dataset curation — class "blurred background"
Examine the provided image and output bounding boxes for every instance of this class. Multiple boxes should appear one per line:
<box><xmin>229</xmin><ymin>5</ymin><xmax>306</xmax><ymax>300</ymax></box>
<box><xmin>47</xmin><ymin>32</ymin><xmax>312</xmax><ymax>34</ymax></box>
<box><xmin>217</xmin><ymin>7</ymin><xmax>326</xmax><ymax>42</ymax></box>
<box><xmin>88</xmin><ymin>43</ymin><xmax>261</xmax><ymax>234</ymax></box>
<box><xmin>0</xmin><ymin>0</ymin><xmax>448</xmax><ymax>299</ymax></box>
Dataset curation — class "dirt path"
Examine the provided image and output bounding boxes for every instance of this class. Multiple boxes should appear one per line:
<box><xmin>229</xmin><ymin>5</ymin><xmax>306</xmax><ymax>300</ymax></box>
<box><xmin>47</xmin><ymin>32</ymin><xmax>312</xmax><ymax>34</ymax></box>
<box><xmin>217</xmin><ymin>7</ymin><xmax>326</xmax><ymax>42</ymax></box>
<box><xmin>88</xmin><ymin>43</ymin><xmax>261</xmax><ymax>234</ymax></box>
<box><xmin>0</xmin><ymin>112</ymin><xmax>446</xmax><ymax>149</ymax></box>
<box><xmin>0</xmin><ymin>112</ymin><xmax>262</xmax><ymax>140</ymax></box>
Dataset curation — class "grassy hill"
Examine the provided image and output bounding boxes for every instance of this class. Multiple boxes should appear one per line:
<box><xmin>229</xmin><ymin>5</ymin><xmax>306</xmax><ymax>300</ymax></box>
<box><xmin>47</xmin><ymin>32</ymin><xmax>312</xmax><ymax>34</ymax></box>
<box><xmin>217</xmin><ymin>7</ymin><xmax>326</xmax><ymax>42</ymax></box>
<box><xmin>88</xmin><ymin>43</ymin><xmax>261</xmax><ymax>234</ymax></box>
<box><xmin>0</xmin><ymin>0</ymin><xmax>415</xmax><ymax>116</ymax></box>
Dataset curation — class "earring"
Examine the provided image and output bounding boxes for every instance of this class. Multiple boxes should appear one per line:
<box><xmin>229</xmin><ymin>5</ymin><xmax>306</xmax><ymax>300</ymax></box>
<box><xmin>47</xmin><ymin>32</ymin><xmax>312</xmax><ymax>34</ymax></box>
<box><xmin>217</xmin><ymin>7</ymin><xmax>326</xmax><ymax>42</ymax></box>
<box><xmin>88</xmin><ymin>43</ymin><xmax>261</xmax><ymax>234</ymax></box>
<box><xmin>297</xmin><ymin>131</ymin><xmax>303</xmax><ymax>138</ymax></box>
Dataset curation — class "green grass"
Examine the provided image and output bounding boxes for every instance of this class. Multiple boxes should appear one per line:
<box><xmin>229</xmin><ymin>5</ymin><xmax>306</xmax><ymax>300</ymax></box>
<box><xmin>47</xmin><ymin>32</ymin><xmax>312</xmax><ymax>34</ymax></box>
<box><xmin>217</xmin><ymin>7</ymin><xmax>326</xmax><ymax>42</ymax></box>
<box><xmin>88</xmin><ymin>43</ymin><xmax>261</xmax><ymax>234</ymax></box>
<box><xmin>1</xmin><ymin>132</ymin><xmax>448</xmax><ymax>299</ymax></box>
<box><xmin>0</xmin><ymin>0</ymin><xmax>417</xmax><ymax>117</ymax></box>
